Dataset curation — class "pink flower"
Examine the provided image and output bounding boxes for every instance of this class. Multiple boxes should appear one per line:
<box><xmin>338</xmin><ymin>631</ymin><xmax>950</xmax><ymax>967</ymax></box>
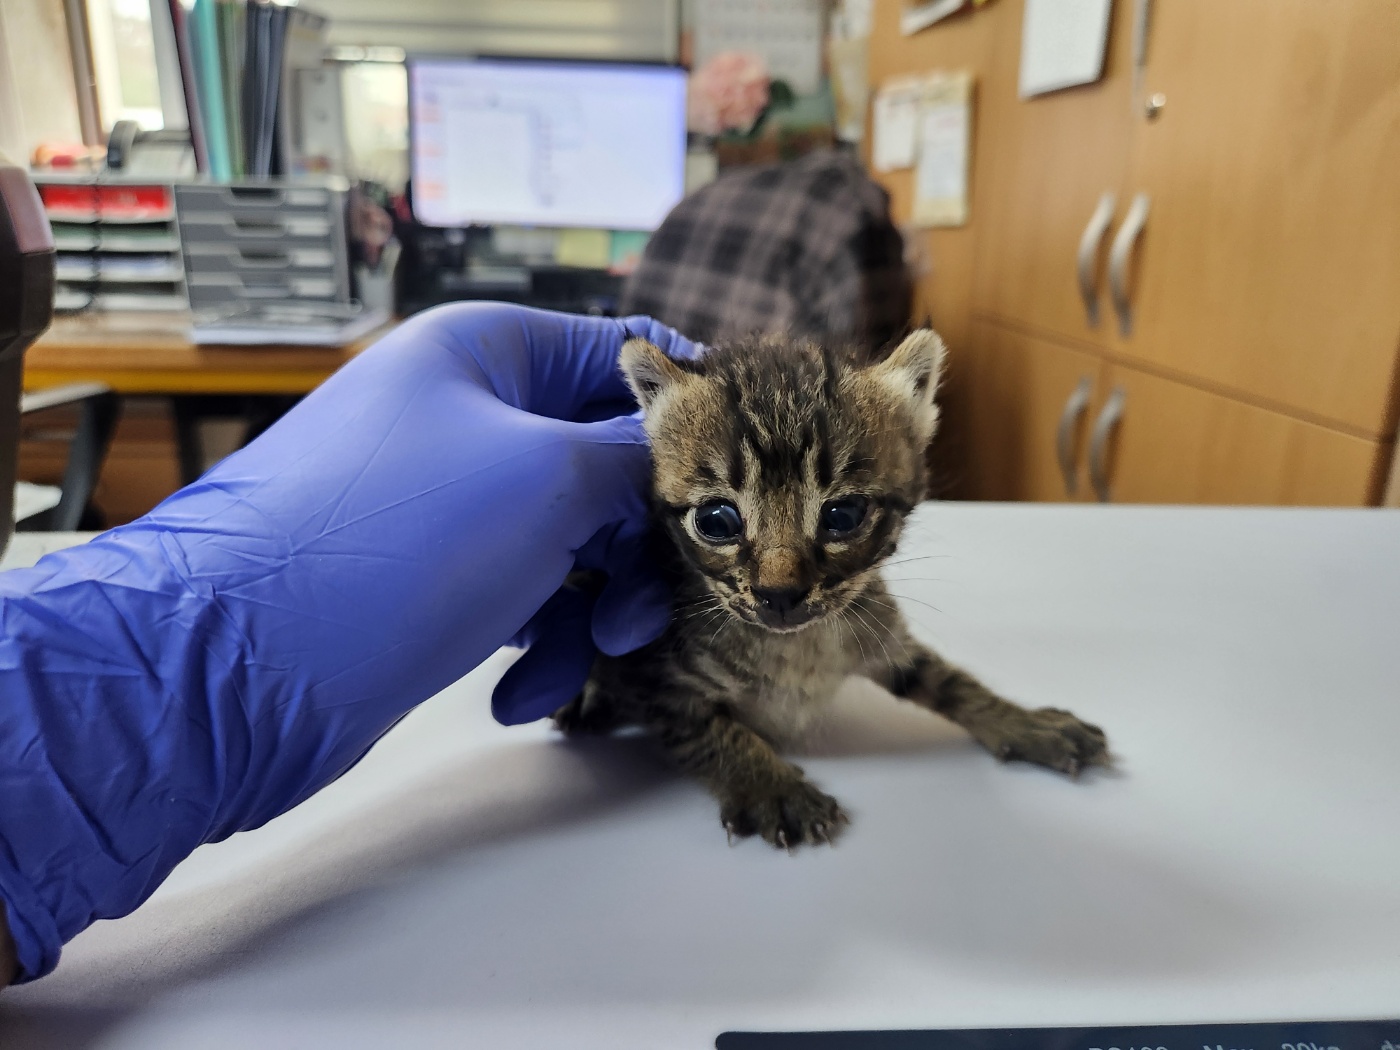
<box><xmin>687</xmin><ymin>51</ymin><xmax>771</xmax><ymax>136</ymax></box>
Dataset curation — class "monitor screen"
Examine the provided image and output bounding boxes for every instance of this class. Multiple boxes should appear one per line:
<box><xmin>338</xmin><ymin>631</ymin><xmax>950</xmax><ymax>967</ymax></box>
<box><xmin>409</xmin><ymin>57</ymin><xmax>688</xmax><ymax>231</ymax></box>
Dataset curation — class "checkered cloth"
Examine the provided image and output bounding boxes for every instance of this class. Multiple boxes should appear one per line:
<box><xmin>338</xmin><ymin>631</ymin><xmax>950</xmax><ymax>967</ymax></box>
<box><xmin>620</xmin><ymin>149</ymin><xmax>911</xmax><ymax>352</ymax></box>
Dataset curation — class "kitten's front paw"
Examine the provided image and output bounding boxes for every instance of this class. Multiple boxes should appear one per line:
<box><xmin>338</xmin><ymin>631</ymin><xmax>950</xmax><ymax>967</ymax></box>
<box><xmin>720</xmin><ymin>778</ymin><xmax>849</xmax><ymax>850</ymax></box>
<box><xmin>990</xmin><ymin>706</ymin><xmax>1109</xmax><ymax>776</ymax></box>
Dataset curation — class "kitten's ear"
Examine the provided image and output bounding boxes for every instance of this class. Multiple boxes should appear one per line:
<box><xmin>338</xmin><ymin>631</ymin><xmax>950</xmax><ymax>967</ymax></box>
<box><xmin>869</xmin><ymin>328</ymin><xmax>947</xmax><ymax>440</ymax></box>
<box><xmin>620</xmin><ymin>338</ymin><xmax>690</xmax><ymax>413</ymax></box>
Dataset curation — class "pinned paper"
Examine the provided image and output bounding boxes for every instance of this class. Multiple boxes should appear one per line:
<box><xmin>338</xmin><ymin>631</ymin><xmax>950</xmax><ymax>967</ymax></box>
<box><xmin>872</xmin><ymin>80</ymin><xmax>923</xmax><ymax>172</ymax></box>
<box><xmin>900</xmin><ymin>0</ymin><xmax>966</xmax><ymax>35</ymax></box>
<box><xmin>912</xmin><ymin>72</ymin><xmax>972</xmax><ymax>228</ymax></box>
<box><xmin>873</xmin><ymin>72</ymin><xmax>974</xmax><ymax>225</ymax></box>
<box><xmin>1019</xmin><ymin>0</ymin><xmax>1113</xmax><ymax>98</ymax></box>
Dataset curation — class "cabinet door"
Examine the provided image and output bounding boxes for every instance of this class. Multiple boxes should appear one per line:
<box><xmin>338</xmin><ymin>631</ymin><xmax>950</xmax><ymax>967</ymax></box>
<box><xmin>1095</xmin><ymin>364</ymin><xmax>1384</xmax><ymax>506</ymax></box>
<box><xmin>970</xmin><ymin>0</ymin><xmax>1137</xmax><ymax>347</ymax></box>
<box><xmin>943</xmin><ymin>320</ymin><xmax>1104</xmax><ymax>501</ymax></box>
<box><xmin>1117</xmin><ymin>0</ymin><xmax>1400</xmax><ymax>435</ymax></box>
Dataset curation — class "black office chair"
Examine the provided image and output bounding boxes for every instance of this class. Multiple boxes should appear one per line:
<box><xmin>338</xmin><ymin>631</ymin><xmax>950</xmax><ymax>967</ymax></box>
<box><xmin>15</xmin><ymin>382</ymin><xmax>119</xmax><ymax>531</ymax></box>
<box><xmin>1</xmin><ymin>157</ymin><xmax>119</xmax><ymax>549</ymax></box>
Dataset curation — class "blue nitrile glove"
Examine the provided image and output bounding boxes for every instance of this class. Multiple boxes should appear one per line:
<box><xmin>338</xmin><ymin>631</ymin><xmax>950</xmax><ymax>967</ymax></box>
<box><xmin>0</xmin><ymin>302</ymin><xmax>696</xmax><ymax>982</ymax></box>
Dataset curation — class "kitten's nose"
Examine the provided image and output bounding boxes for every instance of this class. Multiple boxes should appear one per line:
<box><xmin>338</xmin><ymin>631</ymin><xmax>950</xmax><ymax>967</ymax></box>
<box><xmin>753</xmin><ymin>586</ymin><xmax>809</xmax><ymax>615</ymax></box>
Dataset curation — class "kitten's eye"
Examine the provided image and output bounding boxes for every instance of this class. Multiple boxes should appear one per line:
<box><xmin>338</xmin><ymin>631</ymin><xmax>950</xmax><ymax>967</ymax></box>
<box><xmin>820</xmin><ymin>495</ymin><xmax>869</xmax><ymax>537</ymax></box>
<box><xmin>694</xmin><ymin>500</ymin><xmax>743</xmax><ymax>543</ymax></box>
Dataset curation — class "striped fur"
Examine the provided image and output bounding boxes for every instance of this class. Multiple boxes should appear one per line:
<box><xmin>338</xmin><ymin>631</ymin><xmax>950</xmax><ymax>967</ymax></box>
<box><xmin>555</xmin><ymin>330</ymin><xmax>1109</xmax><ymax>849</ymax></box>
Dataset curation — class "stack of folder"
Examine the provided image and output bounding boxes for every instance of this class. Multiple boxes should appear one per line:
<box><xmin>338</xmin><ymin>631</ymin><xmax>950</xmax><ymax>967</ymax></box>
<box><xmin>163</xmin><ymin>0</ymin><xmax>328</xmax><ymax>180</ymax></box>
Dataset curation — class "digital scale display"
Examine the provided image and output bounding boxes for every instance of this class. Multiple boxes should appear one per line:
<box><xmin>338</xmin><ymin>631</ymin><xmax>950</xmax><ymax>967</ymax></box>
<box><xmin>718</xmin><ymin>1020</ymin><xmax>1400</xmax><ymax>1050</ymax></box>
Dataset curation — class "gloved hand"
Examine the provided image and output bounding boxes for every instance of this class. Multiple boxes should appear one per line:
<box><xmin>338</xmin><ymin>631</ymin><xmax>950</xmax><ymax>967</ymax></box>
<box><xmin>0</xmin><ymin>302</ymin><xmax>696</xmax><ymax>982</ymax></box>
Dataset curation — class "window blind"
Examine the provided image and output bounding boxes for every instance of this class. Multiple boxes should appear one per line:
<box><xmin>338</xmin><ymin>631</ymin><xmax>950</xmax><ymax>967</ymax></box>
<box><xmin>314</xmin><ymin>0</ymin><xmax>680</xmax><ymax>62</ymax></box>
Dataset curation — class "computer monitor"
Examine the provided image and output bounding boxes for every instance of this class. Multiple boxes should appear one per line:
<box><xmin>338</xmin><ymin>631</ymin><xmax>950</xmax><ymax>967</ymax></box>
<box><xmin>408</xmin><ymin>57</ymin><xmax>688</xmax><ymax>231</ymax></box>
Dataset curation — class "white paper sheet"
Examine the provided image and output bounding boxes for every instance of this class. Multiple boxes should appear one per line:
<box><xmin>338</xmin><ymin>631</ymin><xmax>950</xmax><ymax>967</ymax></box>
<box><xmin>871</xmin><ymin>81</ymin><xmax>922</xmax><ymax>172</ymax></box>
<box><xmin>912</xmin><ymin>72</ymin><xmax>971</xmax><ymax>227</ymax></box>
<box><xmin>692</xmin><ymin>0</ymin><xmax>825</xmax><ymax>96</ymax></box>
<box><xmin>900</xmin><ymin>0</ymin><xmax>967</xmax><ymax>36</ymax></box>
<box><xmin>1019</xmin><ymin>0</ymin><xmax>1114</xmax><ymax>98</ymax></box>
<box><xmin>832</xmin><ymin>0</ymin><xmax>874</xmax><ymax>39</ymax></box>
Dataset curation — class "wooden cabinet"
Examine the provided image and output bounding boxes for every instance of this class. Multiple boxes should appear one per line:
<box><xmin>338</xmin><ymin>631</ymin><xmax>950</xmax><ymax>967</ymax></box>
<box><xmin>955</xmin><ymin>320</ymin><xmax>1387</xmax><ymax>506</ymax></box>
<box><xmin>869</xmin><ymin>0</ymin><xmax>1400</xmax><ymax>504</ymax></box>
<box><xmin>970</xmin><ymin>0</ymin><xmax>1136</xmax><ymax>348</ymax></box>
<box><xmin>1096</xmin><ymin>364</ymin><xmax>1385</xmax><ymax>505</ymax></box>
<box><xmin>949</xmin><ymin>321</ymin><xmax>1102</xmax><ymax>501</ymax></box>
<box><xmin>1118</xmin><ymin>0</ymin><xmax>1400</xmax><ymax>435</ymax></box>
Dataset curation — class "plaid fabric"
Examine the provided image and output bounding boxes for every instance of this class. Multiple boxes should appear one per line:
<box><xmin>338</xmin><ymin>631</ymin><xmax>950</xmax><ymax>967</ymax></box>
<box><xmin>620</xmin><ymin>149</ymin><xmax>911</xmax><ymax>352</ymax></box>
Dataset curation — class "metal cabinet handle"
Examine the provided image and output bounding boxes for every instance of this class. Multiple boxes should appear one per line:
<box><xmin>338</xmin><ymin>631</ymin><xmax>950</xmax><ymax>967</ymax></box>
<box><xmin>1108</xmin><ymin>192</ymin><xmax>1150</xmax><ymax>336</ymax></box>
<box><xmin>1055</xmin><ymin>376</ymin><xmax>1094</xmax><ymax>496</ymax></box>
<box><xmin>1076</xmin><ymin>192</ymin><xmax>1116</xmax><ymax>327</ymax></box>
<box><xmin>1088</xmin><ymin>386</ymin><xmax>1127</xmax><ymax>502</ymax></box>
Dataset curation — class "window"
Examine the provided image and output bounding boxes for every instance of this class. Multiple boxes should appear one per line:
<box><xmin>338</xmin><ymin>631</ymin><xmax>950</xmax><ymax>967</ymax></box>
<box><xmin>339</xmin><ymin>59</ymin><xmax>407</xmax><ymax>190</ymax></box>
<box><xmin>86</xmin><ymin>0</ymin><xmax>163</xmax><ymax>131</ymax></box>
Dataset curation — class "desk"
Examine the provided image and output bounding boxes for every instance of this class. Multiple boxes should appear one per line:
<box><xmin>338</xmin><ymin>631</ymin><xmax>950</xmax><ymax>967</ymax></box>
<box><xmin>2</xmin><ymin>503</ymin><xmax>1399</xmax><ymax>1048</ymax></box>
<box><xmin>26</xmin><ymin>312</ymin><xmax>396</xmax><ymax>488</ymax></box>
<box><xmin>25</xmin><ymin>312</ymin><xmax>391</xmax><ymax>395</ymax></box>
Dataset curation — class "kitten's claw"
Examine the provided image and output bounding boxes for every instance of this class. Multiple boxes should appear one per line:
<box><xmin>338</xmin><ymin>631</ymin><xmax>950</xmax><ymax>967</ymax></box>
<box><xmin>719</xmin><ymin>778</ymin><xmax>848</xmax><ymax>850</ymax></box>
<box><xmin>725</xmin><ymin>823</ymin><xmax>737</xmax><ymax>847</ymax></box>
<box><xmin>986</xmin><ymin>706</ymin><xmax>1110</xmax><ymax>777</ymax></box>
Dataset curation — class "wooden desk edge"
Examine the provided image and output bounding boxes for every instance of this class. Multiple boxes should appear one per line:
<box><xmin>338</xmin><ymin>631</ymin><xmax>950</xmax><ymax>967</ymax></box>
<box><xmin>24</xmin><ymin>321</ymin><xmax>397</xmax><ymax>396</ymax></box>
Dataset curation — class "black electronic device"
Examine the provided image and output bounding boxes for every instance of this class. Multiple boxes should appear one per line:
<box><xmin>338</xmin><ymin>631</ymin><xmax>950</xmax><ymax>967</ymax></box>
<box><xmin>0</xmin><ymin>156</ymin><xmax>57</xmax><ymax>555</ymax></box>
<box><xmin>105</xmin><ymin>119</ymin><xmax>196</xmax><ymax>176</ymax></box>
<box><xmin>392</xmin><ymin>181</ymin><xmax>626</xmax><ymax>319</ymax></box>
<box><xmin>717</xmin><ymin>1020</ymin><xmax>1400</xmax><ymax>1050</ymax></box>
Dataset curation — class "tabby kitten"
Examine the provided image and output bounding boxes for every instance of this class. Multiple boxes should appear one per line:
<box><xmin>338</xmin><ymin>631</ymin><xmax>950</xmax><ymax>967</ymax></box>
<box><xmin>554</xmin><ymin>330</ymin><xmax>1109</xmax><ymax>849</ymax></box>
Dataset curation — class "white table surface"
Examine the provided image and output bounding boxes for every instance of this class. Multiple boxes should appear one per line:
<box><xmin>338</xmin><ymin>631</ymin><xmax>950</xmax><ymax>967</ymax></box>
<box><xmin>3</xmin><ymin>504</ymin><xmax>1400</xmax><ymax>1049</ymax></box>
<box><xmin>0</xmin><ymin>532</ymin><xmax>94</xmax><ymax>569</ymax></box>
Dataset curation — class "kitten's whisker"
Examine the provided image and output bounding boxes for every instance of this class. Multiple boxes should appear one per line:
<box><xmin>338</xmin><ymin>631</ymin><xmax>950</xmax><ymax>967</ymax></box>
<box><xmin>851</xmin><ymin>613</ymin><xmax>896</xmax><ymax>669</ymax></box>
<box><xmin>857</xmin><ymin>593</ymin><xmax>935</xmax><ymax>639</ymax></box>
<box><xmin>884</xmin><ymin>592</ymin><xmax>947</xmax><ymax>617</ymax></box>
<box><xmin>707</xmin><ymin>612</ymin><xmax>730</xmax><ymax>648</ymax></box>
<box><xmin>879</xmin><ymin>554</ymin><xmax>951</xmax><ymax>569</ymax></box>
<box><xmin>694</xmin><ymin>608</ymin><xmax>724</xmax><ymax>633</ymax></box>
<box><xmin>856</xmin><ymin>592</ymin><xmax>897</xmax><ymax>610</ymax></box>
<box><xmin>838</xmin><ymin>609</ymin><xmax>869</xmax><ymax>666</ymax></box>
<box><xmin>848</xmin><ymin>603</ymin><xmax>883</xmax><ymax>660</ymax></box>
<box><xmin>849</xmin><ymin>600</ymin><xmax>900</xmax><ymax>669</ymax></box>
<box><xmin>681</xmin><ymin>603</ymin><xmax>722</xmax><ymax>619</ymax></box>
<box><xmin>683</xmin><ymin>604</ymin><xmax>728</xmax><ymax>630</ymax></box>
